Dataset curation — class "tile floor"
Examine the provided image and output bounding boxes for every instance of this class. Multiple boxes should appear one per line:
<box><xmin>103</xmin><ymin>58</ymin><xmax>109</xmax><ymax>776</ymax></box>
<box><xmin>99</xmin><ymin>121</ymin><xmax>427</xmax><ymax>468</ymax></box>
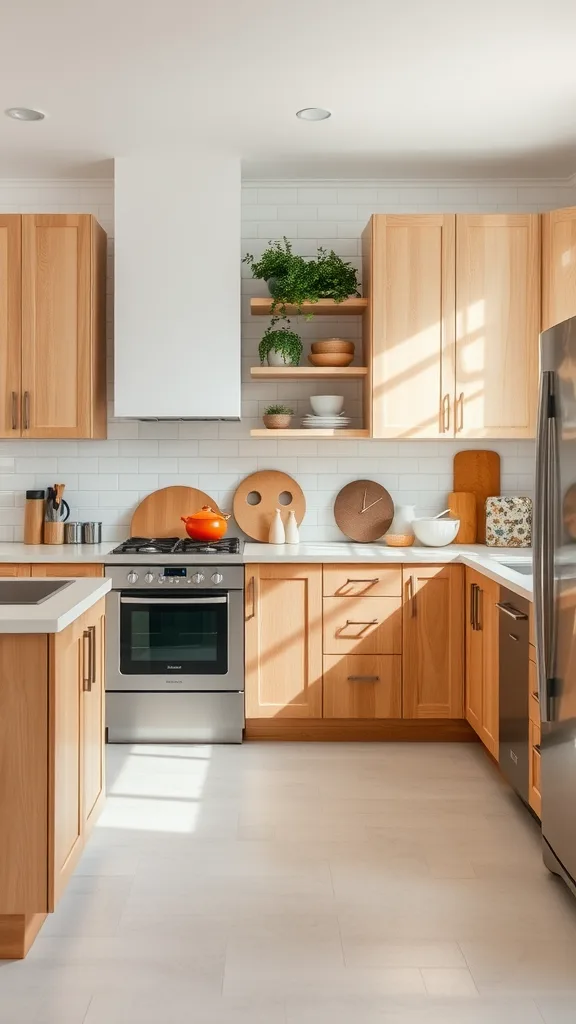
<box><xmin>1</xmin><ymin>742</ymin><xmax>576</xmax><ymax>1023</ymax></box>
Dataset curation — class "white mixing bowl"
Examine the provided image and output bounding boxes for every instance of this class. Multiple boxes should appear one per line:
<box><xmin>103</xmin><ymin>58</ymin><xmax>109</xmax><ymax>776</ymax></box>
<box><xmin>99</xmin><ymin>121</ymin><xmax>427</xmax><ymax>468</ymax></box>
<box><xmin>412</xmin><ymin>517</ymin><xmax>460</xmax><ymax>547</ymax></box>
<box><xmin>309</xmin><ymin>395</ymin><xmax>344</xmax><ymax>416</ymax></box>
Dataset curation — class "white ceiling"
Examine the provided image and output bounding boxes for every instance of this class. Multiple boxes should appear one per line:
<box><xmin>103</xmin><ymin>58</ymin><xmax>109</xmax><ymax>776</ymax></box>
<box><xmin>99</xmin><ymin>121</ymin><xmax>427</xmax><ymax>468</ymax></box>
<box><xmin>1</xmin><ymin>0</ymin><xmax>576</xmax><ymax>180</ymax></box>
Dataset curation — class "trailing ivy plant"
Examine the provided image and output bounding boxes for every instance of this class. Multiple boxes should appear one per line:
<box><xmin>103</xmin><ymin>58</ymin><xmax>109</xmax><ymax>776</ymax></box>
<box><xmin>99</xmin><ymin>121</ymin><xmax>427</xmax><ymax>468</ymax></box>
<box><xmin>243</xmin><ymin>237</ymin><xmax>360</xmax><ymax>318</ymax></box>
<box><xmin>258</xmin><ymin>324</ymin><xmax>303</xmax><ymax>366</ymax></box>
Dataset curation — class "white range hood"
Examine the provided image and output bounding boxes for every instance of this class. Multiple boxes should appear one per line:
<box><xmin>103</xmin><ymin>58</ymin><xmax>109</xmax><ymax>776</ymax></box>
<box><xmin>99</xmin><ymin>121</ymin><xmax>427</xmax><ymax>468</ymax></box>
<box><xmin>114</xmin><ymin>154</ymin><xmax>241</xmax><ymax>419</ymax></box>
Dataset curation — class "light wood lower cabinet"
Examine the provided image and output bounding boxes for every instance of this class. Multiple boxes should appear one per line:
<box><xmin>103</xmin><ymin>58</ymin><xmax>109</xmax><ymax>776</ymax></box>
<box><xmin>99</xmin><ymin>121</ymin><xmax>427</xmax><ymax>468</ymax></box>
<box><xmin>244</xmin><ymin>564</ymin><xmax>323</xmax><ymax>718</ymax></box>
<box><xmin>465</xmin><ymin>568</ymin><xmax>499</xmax><ymax>757</ymax></box>
<box><xmin>0</xmin><ymin>564</ymin><xmax>31</xmax><ymax>576</ymax></box>
<box><xmin>323</xmin><ymin>655</ymin><xmax>401</xmax><ymax>718</ymax></box>
<box><xmin>31</xmin><ymin>564</ymin><xmax>104</xmax><ymax>577</ymax></box>
<box><xmin>402</xmin><ymin>565</ymin><xmax>464</xmax><ymax>718</ymax></box>
<box><xmin>0</xmin><ymin>598</ymin><xmax>106</xmax><ymax>957</ymax></box>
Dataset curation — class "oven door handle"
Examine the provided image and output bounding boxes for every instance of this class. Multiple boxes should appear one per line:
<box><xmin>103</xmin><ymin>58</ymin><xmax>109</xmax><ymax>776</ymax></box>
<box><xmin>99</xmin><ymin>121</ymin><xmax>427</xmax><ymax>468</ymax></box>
<box><xmin>120</xmin><ymin>596</ymin><xmax>227</xmax><ymax>605</ymax></box>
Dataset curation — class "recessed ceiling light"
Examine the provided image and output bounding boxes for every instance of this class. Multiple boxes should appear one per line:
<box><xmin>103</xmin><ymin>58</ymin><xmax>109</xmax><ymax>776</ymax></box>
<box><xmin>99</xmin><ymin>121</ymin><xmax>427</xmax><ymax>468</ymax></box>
<box><xmin>296</xmin><ymin>107</ymin><xmax>331</xmax><ymax>121</ymax></box>
<box><xmin>5</xmin><ymin>107</ymin><xmax>45</xmax><ymax>121</ymax></box>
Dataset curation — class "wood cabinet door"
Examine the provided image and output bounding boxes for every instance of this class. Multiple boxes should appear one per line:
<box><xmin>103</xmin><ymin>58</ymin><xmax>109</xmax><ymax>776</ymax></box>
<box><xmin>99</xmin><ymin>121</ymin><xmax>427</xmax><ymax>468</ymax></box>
<box><xmin>30</xmin><ymin>564</ymin><xmax>104</xmax><ymax>577</ymax></box>
<box><xmin>245</xmin><ymin>564</ymin><xmax>323</xmax><ymax>718</ymax></box>
<box><xmin>542</xmin><ymin>206</ymin><xmax>576</xmax><ymax>331</ymax></box>
<box><xmin>465</xmin><ymin>569</ymin><xmax>483</xmax><ymax>737</ymax></box>
<box><xmin>82</xmin><ymin>600</ymin><xmax>106</xmax><ymax>836</ymax></box>
<box><xmin>49</xmin><ymin>615</ymin><xmax>84</xmax><ymax>909</ymax></box>
<box><xmin>480</xmin><ymin>577</ymin><xmax>500</xmax><ymax>758</ymax></box>
<box><xmin>21</xmin><ymin>215</ymin><xmax>93</xmax><ymax>439</ymax></box>
<box><xmin>0</xmin><ymin>564</ymin><xmax>31</xmax><ymax>577</ymax></box>
<box><xmin>403</xmin><ymin>565</ymin><xmax>464</xmax><ymax>719</ymax></box>
<box><xmin>455</xmin><ymin>215</ymin><xmax>540</xmax><ymax>438</ymax></box>
<box><xmin>0</xmin><ymin>216</ymin><xmax>22</xmax><ymax>438</ymax></box>
<box><xmin>369</xmin><ymin>214</ymin><xmax>456</xmax><ymax>439</ymax></box>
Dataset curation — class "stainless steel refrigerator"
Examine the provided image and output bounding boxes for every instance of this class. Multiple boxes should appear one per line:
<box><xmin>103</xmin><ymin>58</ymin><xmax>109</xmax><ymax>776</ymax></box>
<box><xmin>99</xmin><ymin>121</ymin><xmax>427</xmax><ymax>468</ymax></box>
<box><xmin>535</xmin><ymin>314</ymin><xmax>576</xmax><ymax>895</ymax></box>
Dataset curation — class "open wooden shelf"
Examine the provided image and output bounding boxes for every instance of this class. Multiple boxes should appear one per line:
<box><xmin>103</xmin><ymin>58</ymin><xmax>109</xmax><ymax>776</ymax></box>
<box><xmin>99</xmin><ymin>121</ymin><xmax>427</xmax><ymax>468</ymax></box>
<box><xmin>250</xmin><ymin>366</ymin><xmax>368</xmax><ymax>381</ymax></box>
<box><xmin>250</xmin><ymin>297</ymin><xmax>368</xmax><ymax>316</ymax></box>
<box><xmin>250</xmin><ymin>429</ymin><xmax>369</xmax><ymax>438</ymax></box>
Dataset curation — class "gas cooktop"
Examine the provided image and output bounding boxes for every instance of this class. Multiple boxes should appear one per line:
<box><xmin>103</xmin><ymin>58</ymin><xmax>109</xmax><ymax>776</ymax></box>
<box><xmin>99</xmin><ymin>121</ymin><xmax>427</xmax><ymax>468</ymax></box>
<box><xmin>111</xmin><ymin>536</ymin><xmax>242</xmax><ymax>556</ymax></box>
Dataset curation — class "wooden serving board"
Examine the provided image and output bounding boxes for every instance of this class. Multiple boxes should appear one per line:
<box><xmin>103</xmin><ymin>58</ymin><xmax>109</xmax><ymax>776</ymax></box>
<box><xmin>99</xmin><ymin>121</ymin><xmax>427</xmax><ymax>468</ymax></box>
<box><xmin>131</xmin><ymin>486</ymin><xmax>221</xmax><ymax>539</ymax></box>
<box><xmin>453</xmin><ymin>451</ymin><xmax>500</xmax><ymax>543</ymax></box>
<box><xmin>447</xmin><ymin>491</ymin><xmax>477</xmax><ymax>544</ymax></box>
<box><xmin>233</xmin><ymin>471</ymin><xmax>305</xmax><ymax>542</ymax></box>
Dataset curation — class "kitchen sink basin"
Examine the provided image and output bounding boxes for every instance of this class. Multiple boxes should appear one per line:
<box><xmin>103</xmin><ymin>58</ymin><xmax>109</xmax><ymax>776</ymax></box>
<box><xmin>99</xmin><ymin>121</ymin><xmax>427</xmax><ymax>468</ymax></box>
<box><xmin>0</xmin><ymin>580</ymin><xmax>72</xmax><ymax>605</ymax></box>
<box><xmin>499</xmin><ymin>562</ymin><xmax>533</xmax><ymax>576</ymax></box>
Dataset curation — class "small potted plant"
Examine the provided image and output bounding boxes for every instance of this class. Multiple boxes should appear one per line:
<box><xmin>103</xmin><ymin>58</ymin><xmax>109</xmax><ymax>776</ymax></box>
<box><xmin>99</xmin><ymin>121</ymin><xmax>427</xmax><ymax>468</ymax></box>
<box><xmin>262</xmin><ymin>404</ymin><xmax>294</xmax><ymax>429</ymax></box>
<box><xmin>259</xmin><ymin>324</ymin><xmax>303</xmax><ymax>367</ymax></box>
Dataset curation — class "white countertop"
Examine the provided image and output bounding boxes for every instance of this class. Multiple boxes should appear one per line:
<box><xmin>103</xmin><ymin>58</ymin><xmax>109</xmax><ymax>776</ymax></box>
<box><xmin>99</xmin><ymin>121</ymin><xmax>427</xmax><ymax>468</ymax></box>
<box><xmin>244</xmin><ymin>542</ymin><xmax>533</xmax><ymax>601</ymax></box>
<box><xmin>0</xmin><ymin>577</ymin><xmax>112</xmax><ymax>633</ymax></box>
<box><xmin>0</xmin><ymin>543</ymin><xmax>117</xmax><ymax>563</ymax></box>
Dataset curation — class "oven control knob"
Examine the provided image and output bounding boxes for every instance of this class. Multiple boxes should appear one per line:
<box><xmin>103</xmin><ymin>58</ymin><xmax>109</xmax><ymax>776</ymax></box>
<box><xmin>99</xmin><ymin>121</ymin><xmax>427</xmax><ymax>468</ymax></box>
<box><xmin>211</xmin><ymin>572</ymin><xmax>224</xmax><ymax>585</ymax></box>
<box><xmin>158</xmin><ymin>575</ymin><xmax>165</xmax><ymax>583</ymax></box>
<box><xmin>192</xmin><ymin>572</ymin><xmax>205</xmax><ymax>585</ymax></box>
<box><xmin>127</xmin><ymin>571</ymin><xmax>139</xmax><ymax>584</ymax></box>
<box><xmin>144</xmin><ymin>573</ymin><xmax>154</xmax><ymax>584</ymax></box>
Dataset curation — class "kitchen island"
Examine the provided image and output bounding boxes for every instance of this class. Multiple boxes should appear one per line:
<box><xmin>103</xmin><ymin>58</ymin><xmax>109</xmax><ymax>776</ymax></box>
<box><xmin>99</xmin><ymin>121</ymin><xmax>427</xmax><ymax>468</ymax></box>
<box><xmin>0</xmin><ymin>576</ymin><xmax>110</xmax><ymax>959</ymax></box>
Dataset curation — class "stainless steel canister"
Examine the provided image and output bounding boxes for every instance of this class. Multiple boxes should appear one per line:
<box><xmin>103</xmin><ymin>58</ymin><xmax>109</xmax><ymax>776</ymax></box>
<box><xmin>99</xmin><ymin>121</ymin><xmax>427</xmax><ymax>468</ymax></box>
<box><xmin>64</xmin><ymin>522</ymin><xmax>83</xmax><ymax>544</ymax></box>
<box><xmin>82</xmin><ymin>521</ymin><xmax>103</xmax><ymax>544</ymax></box>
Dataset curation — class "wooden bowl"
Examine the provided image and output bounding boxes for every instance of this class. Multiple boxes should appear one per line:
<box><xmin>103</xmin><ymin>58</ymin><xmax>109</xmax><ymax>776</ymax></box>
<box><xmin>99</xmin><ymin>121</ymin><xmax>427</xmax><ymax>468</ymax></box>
<box><xmin>311</xmin><ymin>339</ymin><xmax>355</xmax><ymax>355</ymax></box>
<box><xmin>308</xmin><ymin>353</ymin><xmax>354</xmax><ymax>368</ymax></box>
<box><xmin>384</xmin><ymin>534</ymin><xmax>415</xmax><ymax>547</ymax></box>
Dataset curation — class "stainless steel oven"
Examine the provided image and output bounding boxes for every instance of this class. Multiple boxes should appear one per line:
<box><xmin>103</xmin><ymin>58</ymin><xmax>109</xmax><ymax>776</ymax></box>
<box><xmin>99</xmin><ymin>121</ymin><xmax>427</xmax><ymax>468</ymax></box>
<box><xmin>105</xmin><ymin>564</ymin><xmax>244</xmax><ymax>743</ymax></box>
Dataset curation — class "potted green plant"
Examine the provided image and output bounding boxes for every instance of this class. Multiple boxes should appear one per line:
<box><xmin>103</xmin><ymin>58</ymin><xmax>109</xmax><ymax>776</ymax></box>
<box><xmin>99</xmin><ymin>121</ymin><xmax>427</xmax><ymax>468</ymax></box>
<box><xmin>262</xmin><ymin>404</ymin><xmax>294</xmax><ymax>429</ymax></box>
<box><xmin>259</xmin><ymin>324</ymin><xmax>303</xmax><ymax>367</ymax></box>
<box><xmin>243</xmin><ymin>237</ymin><xmax>360</xmax><ymax>318</ymax></box>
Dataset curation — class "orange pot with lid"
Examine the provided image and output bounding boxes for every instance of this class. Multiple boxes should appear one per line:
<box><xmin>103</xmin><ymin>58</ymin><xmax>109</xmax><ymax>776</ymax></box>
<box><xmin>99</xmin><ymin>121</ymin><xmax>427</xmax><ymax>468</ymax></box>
<box><xmin>181</xmin><ymin>506</ymin><xmax>231</xmax><ymax>542</ymax></box>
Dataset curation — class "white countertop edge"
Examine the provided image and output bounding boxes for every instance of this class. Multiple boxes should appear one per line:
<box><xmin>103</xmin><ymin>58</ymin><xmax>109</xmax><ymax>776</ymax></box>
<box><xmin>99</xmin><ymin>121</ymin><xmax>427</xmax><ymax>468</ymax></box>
<box><xmin>0</xmin><ymin>577</ymin><xmax>112</xmax><ymax>633</ymax></box>
<box><xmin>0</xmin><ymin>543</ymin><xmax>117</xmax><ymax>563</ymax></box>
<box><xmin>243</xmin><ymin>542</ymin><xmax>533</xmax><ymax>601</ymax></box>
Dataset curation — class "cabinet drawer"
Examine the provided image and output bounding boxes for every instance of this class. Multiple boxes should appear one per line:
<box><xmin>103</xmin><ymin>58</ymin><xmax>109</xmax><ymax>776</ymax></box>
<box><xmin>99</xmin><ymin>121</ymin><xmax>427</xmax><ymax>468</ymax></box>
<box><xmin>323</xmin><ymin>655</ymin><xmax>402</xmax><ymax>719</ymax></box>
<box><xmin>323</xmin><ymin>565</ymin><xmax>402</xmax><ymax>598</ymax></box>
<box><xmin>323</xmin><ymin>596</ymin><xmax>402</xmax><ymax>655</ymax></box>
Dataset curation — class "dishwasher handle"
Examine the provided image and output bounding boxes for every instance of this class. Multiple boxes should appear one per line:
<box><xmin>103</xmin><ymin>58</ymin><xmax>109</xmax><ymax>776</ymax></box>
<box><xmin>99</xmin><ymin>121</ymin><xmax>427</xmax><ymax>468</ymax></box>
<box><xmin>496</xmin><ymin>602</ymin><xmax>528</xmax><ymax>621</ymax></box>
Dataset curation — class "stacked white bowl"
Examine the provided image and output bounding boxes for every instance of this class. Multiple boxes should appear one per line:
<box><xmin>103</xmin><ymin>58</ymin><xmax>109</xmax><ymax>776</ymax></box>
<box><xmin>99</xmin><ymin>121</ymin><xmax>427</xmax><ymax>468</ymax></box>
<box><xmin>302</xmin><ymin>395</ymin><xmax>351</xmax><ymax>429</ymax></box>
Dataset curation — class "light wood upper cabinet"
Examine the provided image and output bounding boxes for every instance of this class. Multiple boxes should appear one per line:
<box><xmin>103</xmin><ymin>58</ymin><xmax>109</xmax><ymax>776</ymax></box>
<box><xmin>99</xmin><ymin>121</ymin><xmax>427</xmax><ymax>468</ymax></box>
<box><xmin>542</xmin><ymin>206</ymin><xmax>576</xmax><ymax>330</ymax></box>
<box><xmin>365</xmin><ymin>214</ymin><xmax>456</xmax><ymax>439</ymax></box>
<box><xmin>21</xmin><ymin>215</ymin><xmax>107</xmax><ymax>439</ymax></box>
<box><xmin>455</xmin><ymin>215</ymin><xmax>540</xmax><ymax>438</ymax></box>
<box><xmin>465</xmin><ymin>567</ymin><xmax>499</xmax><ymax>757</ymax></box>
<box><xmin>402</xmin><ymin>565</ymin><xmax>464</xmax><ymax>718</ymax></box>
<box><xmin>245</xmin><ymin>564</ymin><xmax>323</xmax><ymax>718</ymax></box>
<box><xmin>0</xmin><ymin>216</ymin><xmax>22</xmax><ymax>438</ymax></box>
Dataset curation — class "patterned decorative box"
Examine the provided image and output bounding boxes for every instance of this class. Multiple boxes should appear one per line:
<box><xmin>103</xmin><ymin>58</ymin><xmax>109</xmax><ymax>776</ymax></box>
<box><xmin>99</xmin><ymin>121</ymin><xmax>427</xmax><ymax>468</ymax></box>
<box><xmin>485</xmin><ymin>497</ymin><xmax>532</xmax><ymax>547</ymax></box>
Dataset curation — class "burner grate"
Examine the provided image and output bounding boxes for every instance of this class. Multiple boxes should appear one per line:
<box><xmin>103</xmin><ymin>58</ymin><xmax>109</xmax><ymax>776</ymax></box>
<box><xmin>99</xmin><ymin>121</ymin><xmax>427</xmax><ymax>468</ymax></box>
<box><xmin>111</xmin><ymin>536</ymin><xmax>241</xmax><ymax>556</ymax></box>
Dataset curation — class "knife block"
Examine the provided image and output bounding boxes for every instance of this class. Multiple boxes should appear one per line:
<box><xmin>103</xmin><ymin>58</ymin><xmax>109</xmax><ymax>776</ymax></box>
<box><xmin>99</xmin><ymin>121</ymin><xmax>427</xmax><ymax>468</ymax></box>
<box><xmin>44</xmin><ymin>522</ymin><xmax>64</xmax><ymax>545</ymax></box>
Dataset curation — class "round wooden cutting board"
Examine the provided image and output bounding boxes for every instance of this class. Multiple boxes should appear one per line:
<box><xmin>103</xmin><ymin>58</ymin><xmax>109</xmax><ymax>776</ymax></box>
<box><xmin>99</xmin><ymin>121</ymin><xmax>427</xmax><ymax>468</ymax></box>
<box><xmin>131</xmin><ymin>486</ymin><xmax>222</xmax><ymax>538</ymax></box>
<box><xmin>233</xmin><ymin>471</ymin><xmax>306</xmax><ymax>542</ymax></box>
<box><xmin>334</xmin><ymin>479</ymin><xmax>394</xmax><ymax>542</ymax></box>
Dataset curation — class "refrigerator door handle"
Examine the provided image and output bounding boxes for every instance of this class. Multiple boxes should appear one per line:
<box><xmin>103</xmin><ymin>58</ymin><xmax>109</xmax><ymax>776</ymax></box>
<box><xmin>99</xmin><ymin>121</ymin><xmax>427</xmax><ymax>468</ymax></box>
<box><xmin>534</xmin><ymin>369</ymin><xmax>555</xmax><ymax>723</ymax></box>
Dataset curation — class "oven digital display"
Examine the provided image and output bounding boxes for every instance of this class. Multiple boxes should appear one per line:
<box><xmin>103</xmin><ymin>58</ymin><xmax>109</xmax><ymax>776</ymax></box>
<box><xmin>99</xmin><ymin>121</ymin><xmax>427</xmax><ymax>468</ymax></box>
<box><xmin>163</xmin><ymin>567</ymin><xmax>187</xmax><ymax>577</ymax></box>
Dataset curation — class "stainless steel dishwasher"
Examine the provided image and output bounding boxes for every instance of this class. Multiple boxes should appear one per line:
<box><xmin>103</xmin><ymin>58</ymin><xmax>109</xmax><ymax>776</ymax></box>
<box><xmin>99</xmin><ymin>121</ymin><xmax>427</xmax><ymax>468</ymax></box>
<box><xmin>498</xmin><ymin>587</ymin><xmax>530</xmax><ymax>803</ymax></box>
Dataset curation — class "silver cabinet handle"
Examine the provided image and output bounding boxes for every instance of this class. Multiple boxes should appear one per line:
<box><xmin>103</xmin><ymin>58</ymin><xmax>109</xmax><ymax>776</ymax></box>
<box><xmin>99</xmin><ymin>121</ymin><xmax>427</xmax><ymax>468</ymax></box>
<box><xmin>469</xmin><ymin>582</ymin><xmax>475</xmax><ymax>628</ymax></box>
<box><xmin>347</xmin><ymin>675</ymin><xmax>380</xmax><ymax>683</ymax></box>
<box><xmin>82</xmin><ymin>629</ymin><xmax>91</xmax><ymax>691</ymax></box>
<box><xmin>121</xmin><ymin>596</ymin><xmax>227</xmax><ymax>605</ymax></box>
<box><xmin>408</xmin><ymin>574</ymin><xmax>416</xmax><ymax>616</ymax></box>
<box><xmin>23</xmin><ymin>391</ymin><xmax>30</xmax><ymax>431</ymax></box>
<box><xmin>11</xmin><ymin>392</ymin><xmax>18</xmax><ymax>431</ymax></box>
<box><xmin>475</xmin><ymin>584</ymin><xmax>482</xmax><ymax>631</ymax></box>
<box><xmin>496</xmin><ymin>602</ymin><xmax>528</xmax><ymax>621</ymax></box>
<box><xmin>441</xmin><ymin>393</ymin><xmax>450</xmax><ymax>433</ymax></box>
<box><xmin>247</xmin><ymin>575</ymin><xmax>256</xmax><ymax>618</ymax></box>
<box><xmin>88</xmin><ymin>624</ymin><xmax>96</xmax><ymax>685</ymax></box>
<box><xmin>337</xmin><ymin>618</ymin><xmax>378</xmax><ymax>638</ymax></box>
<box><xmin>457</xmin><ymin>391</ymin><xmax>464</xmax><ymax>432</ymax></box>
<box><xmin>508</xmin><ymin>633</ymin><xmax>520</xmax><ymax>642</ymax></box>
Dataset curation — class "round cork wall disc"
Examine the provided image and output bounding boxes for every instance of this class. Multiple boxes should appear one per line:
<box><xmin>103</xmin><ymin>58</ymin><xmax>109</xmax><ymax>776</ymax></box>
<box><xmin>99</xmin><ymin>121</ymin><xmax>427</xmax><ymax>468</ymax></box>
<box><xmin>334</xmin><ymin>479</ymin><xmax>394</xmax><ymax>542</ymax></box>
<box><xmin>131</xmin><ymin>486</ymin><xmax>221</xmax><ymax>539</ymax></box>
<box><xmin>233</xmin><ymin>471</ymin><xmax>306</xmax><ymax>542</ymax></box>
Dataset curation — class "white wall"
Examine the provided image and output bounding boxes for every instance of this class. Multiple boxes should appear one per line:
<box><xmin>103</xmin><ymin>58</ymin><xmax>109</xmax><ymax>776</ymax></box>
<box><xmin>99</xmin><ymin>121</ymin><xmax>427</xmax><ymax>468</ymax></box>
<box><xmin>114</xmin><ymin>155</ymin><xmax>241</xmax><ymax>419</ymax></box>
<box><xmin>0</xmin><ymin>176</ymin><xmax>574</xmax><ymax>542</ymax></box>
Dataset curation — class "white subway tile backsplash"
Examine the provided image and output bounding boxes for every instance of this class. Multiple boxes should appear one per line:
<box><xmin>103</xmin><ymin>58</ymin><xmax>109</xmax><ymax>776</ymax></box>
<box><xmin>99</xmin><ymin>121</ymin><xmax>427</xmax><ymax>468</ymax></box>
<box><xmin>0</xmin><ymin>176</ymin><xmax>556</xmax><ymax>538</ymax></box>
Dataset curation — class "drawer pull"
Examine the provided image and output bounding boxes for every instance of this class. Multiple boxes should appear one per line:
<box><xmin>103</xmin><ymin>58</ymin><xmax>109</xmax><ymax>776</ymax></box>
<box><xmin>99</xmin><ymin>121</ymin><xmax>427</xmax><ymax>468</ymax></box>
<box><xmin>345</xmin><ymin>577</ymin><xmax>379</xmax><ymax>585</ymax></box>
<box><xmin>496</xmin><ymin>602</ymin><xmax>528</xmax><ymax>621</ymax></box>
<box><xmin>534</xmin><ymin>744</ymin><xmax>541</xmax><ymax>754</ymax></box>
<box><xmin>347</xmin><ymin>675</ymin><xmax>379</xmax><ymax>683</ymax></box>
<box><xmin>337</xmin><ymin>618</ymin><xmax>378</xmax><ymax>637</ymax></box>
<box><xmin>532</xmin><ymin>691</ymin><xmax>540</xmax><ymax>702</ymax></box>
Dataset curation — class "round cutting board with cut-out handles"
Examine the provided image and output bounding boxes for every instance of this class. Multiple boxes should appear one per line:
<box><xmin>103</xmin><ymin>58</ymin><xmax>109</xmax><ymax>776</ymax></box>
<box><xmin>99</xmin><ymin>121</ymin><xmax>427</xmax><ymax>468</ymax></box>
<box><xmin>131</xmin><ymin>486</ymin><xmax>222</xmax><ymax>539</ymax></box>
<box><xmin>233</xmin><ymin>471</ymin><xmax>306</xmax><ymax>542</ymax></box>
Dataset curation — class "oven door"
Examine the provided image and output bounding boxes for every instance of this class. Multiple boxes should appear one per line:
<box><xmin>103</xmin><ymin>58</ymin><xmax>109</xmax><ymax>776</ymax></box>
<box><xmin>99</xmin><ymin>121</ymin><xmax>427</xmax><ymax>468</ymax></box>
<box><xmin>106</xmin><ymin>589</ymin><xmax>244</xmax><ymax>692</ymax></box>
